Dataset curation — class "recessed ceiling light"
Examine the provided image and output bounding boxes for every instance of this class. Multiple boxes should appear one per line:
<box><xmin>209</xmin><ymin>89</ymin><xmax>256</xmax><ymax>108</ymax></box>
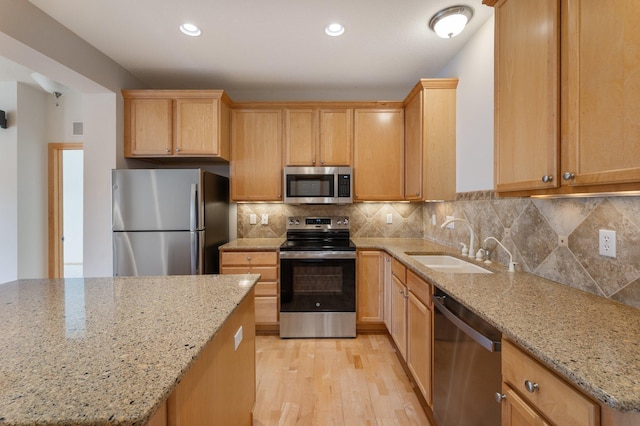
<box><xmin>180</xmin><ymin>23</ymin><xmax>202</xmax><ymax>37</ymax></box>
<box><xmin>325</xmin><ymin>23</ymin><xmax>345</xmax><ymax>37</ymax></box>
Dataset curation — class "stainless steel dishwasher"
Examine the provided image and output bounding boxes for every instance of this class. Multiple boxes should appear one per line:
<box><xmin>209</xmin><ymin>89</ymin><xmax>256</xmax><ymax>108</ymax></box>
<box><xmin>432</xmin><ymin>289</ymin><xmax>502</xmax><ymax>426</ymax></box>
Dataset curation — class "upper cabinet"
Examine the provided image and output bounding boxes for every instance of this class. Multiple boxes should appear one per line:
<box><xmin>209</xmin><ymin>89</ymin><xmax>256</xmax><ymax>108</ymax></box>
<box><xmin>404</xmin><ymin>79</ymin><xmax>458</xmax><ymax>201</ymax></box>
<box><xmin>123</xmin><ymin>90</ymin><xmax>231</xmax><ymax>161</ymax></box>
<box><xmin>486</xmin><ymin>0</ymin><xmax>640</xmax><ymax>195</ymax></box>
<box><xmin>231</xmin><ymin>109</ymin><xmax>283</xmax><ymax>201</ymax></box>
<box><xmin>353</xmin><ymin>109</ymin><xmax>405</xmax><ymax>201</ymax></box>
<box><xmin>284</xmin><ymin>108</ymin><xmax>353</xmax><ymax>166</ymax></box>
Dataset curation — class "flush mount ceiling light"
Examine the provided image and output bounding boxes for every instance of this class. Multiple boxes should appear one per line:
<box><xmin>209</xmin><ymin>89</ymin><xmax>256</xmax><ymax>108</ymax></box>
<box><xmin>180</xmin><ymin>23</ymin><xmax>202</xmax><ymax>37</ymax></box>
<box><xmin>429</xmin><ymin>5</ymin><xmax>473</xmax><ymax>39</ymax></box>
<box><xmin>325</xmin><ymin>23</ymin><xmax>345</xmax><ymax>37</ymax></box>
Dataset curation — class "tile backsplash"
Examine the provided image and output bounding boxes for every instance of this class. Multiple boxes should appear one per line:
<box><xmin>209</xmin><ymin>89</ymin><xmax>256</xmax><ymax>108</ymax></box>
<box><xmin>237</xmin><ymin>194</ymin><xmax>640</xmax><ymax>310</ymax></box>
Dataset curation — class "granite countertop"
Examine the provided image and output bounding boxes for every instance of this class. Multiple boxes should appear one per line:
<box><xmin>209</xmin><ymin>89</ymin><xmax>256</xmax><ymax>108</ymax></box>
<box><xmin>0</xmin><ymin>274</ymin><xmax>260</xmax><ymax>425</ymax></box>
<box><xmin>224</xmin><ymin>237</ymin><xmax>640</xmax><ymax>413</ymax></box>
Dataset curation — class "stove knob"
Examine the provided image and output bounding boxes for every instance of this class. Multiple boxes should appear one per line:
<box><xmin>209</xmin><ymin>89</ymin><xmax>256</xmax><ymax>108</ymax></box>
<box><xmin>295</xmin><ymin>219</ymin><xmax>300</xmax><ymax>225</ymax></box>
<box><xmin>288</xmin><ymin>219</ymin><xmax>294</xmax><ymax>225</ymax></box>
<box><xmin>337</xmin><ymin>220</ymin><xmax>343</xmax><ymax>225</ymax></box>
<box><xmin>316</xmin><ymin>302</ymin><xmax>321</xmax><ymax>308</ymax></box>
<box><xmin>343</xmin><ymin>218</ymin><xmax>349</xmax><ymax>225</ymax></box>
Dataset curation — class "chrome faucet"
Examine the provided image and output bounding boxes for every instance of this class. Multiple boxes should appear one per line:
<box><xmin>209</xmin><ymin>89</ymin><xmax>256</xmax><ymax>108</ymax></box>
<box><xmin>483</xmin><ymin>236</ymin><xmax>517</xmax><ymax>272</ymax></box>
<box><xmin>440</xmin><ymin>217</ymin><xmax>476</xmax><ymax>259</ymax></box>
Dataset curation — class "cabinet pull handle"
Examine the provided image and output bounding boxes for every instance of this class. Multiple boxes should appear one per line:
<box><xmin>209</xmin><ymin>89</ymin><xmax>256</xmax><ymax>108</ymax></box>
<box><xmin>563</xmin><ymin>171</ymin><xmax>576</xmax><ymax>181</ymax></box>
<box><xmin>495</xmin><ymin>392</ymin><xmax>506</xmax><ymax>403</ymax></box>
<box><xmin>541</xmin><ymin>175</ymin><xmax>553</xmax><ymax>183</ymax></box>
<box><xmin>524</xmin><ymin>380</ymin><xmax>539</xmax><ymax>393</ymax></box>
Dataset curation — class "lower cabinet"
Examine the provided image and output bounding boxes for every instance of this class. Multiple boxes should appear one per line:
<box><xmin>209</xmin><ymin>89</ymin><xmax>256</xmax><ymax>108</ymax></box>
<box><xmin>406</xmin><ymin>270</ymin><xmax>433</xmax><ymax>407</ymax></box>
<box><xmin>390</xmin><ymin>258</ymin><xmax>408</xmax><ymax>360</ymax></box>
<box><xmin>501</xmin><ymin>339</ymin><xmax>599</xmax><ymax>426</ymax></box>
<box><xmin>356</xmin><ymin>250</ymin><xmax>385</xmax><ymax>326</ymax></box>
<box><xmin>220</xmin><ymin>250</ymin><xmax>279</xmax><ymax>330</ymax></box>
<box><xmin>383</xmin><ymin>252</ymin><xmax>393</xmax><ymax>331</ymax></box>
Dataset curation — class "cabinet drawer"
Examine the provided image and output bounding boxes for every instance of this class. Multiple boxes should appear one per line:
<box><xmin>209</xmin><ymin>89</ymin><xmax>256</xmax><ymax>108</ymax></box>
<box><xmin>502</xmin><ymin>339</ymin><xmax>600</xmax><ymax>426</ymax></box>
<box><xmin>406</xmin><ymin>269</ymin><xmax>432</xmax><ymax>307</ymax></box>
<box><xmin>221</xmin><ymin>251</ymin><xmax>278</xmax><ymax>266</ymax></box>
<box><xmin>255</xmin><ymin>281</ymin><xmax>277</xmax><ymax>297</ymax></box>
<box><xmin>391</xmin><ymin>258</ymin><xmax>406</xmax><ymax>282</ymax></box>
<box><xmin>220</xmin><ymin>266</ymin><xmax>278</xmax><ymax>281</ymax></box>
<box><xmin>255</xmin><ymin>296</ymin><xmax>278</xmax><ymax>324</ymax></box>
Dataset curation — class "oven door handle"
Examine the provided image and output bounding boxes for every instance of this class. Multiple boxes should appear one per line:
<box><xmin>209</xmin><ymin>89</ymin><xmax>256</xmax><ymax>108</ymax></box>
<box><xmin>279</xmin><ymin>251</ymin><xmax>356</xmax><ymax>260</ymax></box>
<box><xmin>433</xmin><ymin>295</ymin><xmax>501</xmax><ymax>352</ymax></box>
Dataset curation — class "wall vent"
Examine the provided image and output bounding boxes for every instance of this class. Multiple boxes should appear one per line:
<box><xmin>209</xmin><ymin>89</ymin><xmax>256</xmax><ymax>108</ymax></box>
<box><xmin>73</xmin><ymin>121</ymin><xmax>83</xmax><ymax>136</ymax></box>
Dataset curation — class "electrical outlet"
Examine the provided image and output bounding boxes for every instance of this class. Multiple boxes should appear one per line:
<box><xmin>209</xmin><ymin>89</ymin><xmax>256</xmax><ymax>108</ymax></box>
<box><xmin>446</xmin><ymin>215</ymin><xmax>455</xmax><ymax>229</ymax></box>
<box><xmin>261</xmin><ymin>214</ymin><xmax>269</xmax><ymax>225</ymax></box>
<box><xmin>234</xmin><ymin>326</ymin><xmax>243</xmax><ymax>351</ymax></box>
<box><xmin>386</xmin><ymin>213</ymin><xmax>393</xmax><ymax>224</ymax></box>
<box><xmin>599</xmin><ymin>229</ymin><xmax>616</xmax><ymax>258</ymax></box>
<box><xmin>249</xmin><ymin>214</ymin><xmax>257</xmax><ymax>225</ymax></box>
<box><xmin>431</xmin><ymin>214</ymin><xmax>437</xmax><ymax>226</ymax></box>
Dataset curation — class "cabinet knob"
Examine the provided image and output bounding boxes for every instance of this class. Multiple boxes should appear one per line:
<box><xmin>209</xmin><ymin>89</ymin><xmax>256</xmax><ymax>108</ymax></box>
<box><xmin>495</xmin><ymin>392</ymin><xmax>506</xmax><ymax>403</ymax></box>
<box><xmin>320</xmin><ymin>160</ymin><xmax>325</xmax><ymax>165</ymax></box>
<box><xmin>175</xmin><ymin>147</ymin><xmax>180</xmax><ymax>152</ymax></box>
<box><xmin>563</xmin><ymin>171</ymin><xmax>576</xmax><ymax>181</ymax></box>
<box><xmin>524</xmin><ymin>380</ymin><xmax>539</xmax><ymax>393</ymax></box>
<box><xmin>246</xmin><ymin>256</ymin><xmax>251</xmax><ymax>261</ymax></box>
<box><xmin>312</xmin><ymin>159</ymin><xmax>316</xmax><ymax>165</ymax></box>
<box><xmin>165</xmin><ymin>148</ymin><xmax>170</xmax><ymax>153</ymax></box>
<box><xmin>541</xmin><ymin>175</ymin><xmax>553</xmax><ymax>183</ymax></box>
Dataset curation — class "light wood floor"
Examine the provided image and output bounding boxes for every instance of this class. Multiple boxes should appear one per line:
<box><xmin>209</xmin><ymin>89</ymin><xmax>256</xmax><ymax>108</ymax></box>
<box><xmin>253</xmin><ymin>334</ymin><xmax>431</xmax><ymax>426</ymax></box>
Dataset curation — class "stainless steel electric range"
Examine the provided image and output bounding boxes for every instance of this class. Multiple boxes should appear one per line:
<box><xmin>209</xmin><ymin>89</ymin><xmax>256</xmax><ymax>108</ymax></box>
<box><xmin>279</xmin><ymin>216</ymin><xmax>356</xmax><ymax>338</ymax></box>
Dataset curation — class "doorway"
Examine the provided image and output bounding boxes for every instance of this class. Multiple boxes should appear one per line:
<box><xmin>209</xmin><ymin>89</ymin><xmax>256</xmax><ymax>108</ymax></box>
<box><xmin>48</xmin><ymin>143</ymin><xmax>83</xmax><ymax>278</ymax></box>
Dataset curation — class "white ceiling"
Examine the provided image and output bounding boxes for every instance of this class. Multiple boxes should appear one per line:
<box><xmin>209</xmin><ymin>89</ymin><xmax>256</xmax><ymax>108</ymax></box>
<box><xmin>4</xmin><ymin>0</ymin><xmax>493</xmax><ymax>101</ymax></box>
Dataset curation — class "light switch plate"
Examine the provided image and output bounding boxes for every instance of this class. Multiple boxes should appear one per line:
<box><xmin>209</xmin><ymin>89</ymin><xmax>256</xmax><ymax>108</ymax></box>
<box><xmin>261</xmin><ymin>214</ymin><xmax>269</xmax><ymax>225</ymax></box>
<box><xmin>386</xmin><ymin>213</ymin><xmax>393</xmax><ymax>224</ymax></box>
<box><xmin>249</xmin><ymin>214</ymin><xmax>257</xmax><ymax>225</ymax></box>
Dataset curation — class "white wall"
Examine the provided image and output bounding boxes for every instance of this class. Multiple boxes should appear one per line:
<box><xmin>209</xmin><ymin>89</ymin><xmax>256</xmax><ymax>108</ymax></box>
<box><xmin>17</xmin><ymin>83</ymin><xmax>47</xmax><ymax>279</ymax></box>
<box><xmin>47</xmin><ymin>91</ymin><xmax>83</xmax><ymax>143</ymax></box>
<box><xmin>438</xmin><ymin>14</ymin><xmax>495</xmax><ymax>192</ymax></box>
<box><xmin>1</xmin><ymin>0</ymin><xmax>146</xmax><ymax>279</ymax></box>
<box><xmin>0</xmin><ymin>82</ymin><xmax>18</xmax><ymax>283</ymax></box>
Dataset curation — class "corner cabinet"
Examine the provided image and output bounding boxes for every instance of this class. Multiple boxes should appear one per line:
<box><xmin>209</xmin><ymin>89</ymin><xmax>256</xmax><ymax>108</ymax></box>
<box><xmin>404</xmin><ymin>79</ymin><xmax>458</xmax><ymax>201</ymax></box>
<box><xmin>230</xmin><ymin>109</ymin><xmax>283</xmax><ymax>201</ymax></box>
<box><xmin>353</xmin><ymin>109</ymin><xmax>405</xmax><ymax>201</ymax></box>
<box><xmin>486</xmin><ymin>0</ymin><xmax>640</xmax><ymax>195</ymax></box>
<box><xmin>123</xmin><ymin>90</ymin><xmax>231</xmax><ymax>161</ymax></box>
<box><xmin>284</xmin><ymin>108</ymin><xmax>353</xmax><ymax>166</ymax></box>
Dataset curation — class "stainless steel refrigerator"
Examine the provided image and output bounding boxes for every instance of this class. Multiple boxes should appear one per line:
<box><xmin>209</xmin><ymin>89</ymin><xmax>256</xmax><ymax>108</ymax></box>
<box><xmin>112</xmin><ymin>169</ymin><xmax>229</xmax><ymax>276</ymax></box>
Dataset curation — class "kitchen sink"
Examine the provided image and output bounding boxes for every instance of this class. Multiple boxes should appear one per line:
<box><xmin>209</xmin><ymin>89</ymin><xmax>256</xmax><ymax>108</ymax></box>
<box><xmin>408</xmin><ymin>254</ymin><xmax>492</xmax><ymax>274</ymax></box>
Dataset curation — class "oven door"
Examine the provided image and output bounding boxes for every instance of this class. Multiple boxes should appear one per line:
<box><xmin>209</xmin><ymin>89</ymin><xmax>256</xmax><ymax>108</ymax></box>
<box><xmin>280</xmin><ymin>251</ymin><xmax>356</xmax><ymax>313</ymax></box>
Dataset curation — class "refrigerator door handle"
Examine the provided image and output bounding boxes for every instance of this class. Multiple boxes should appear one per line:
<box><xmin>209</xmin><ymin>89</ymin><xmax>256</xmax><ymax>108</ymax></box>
<box><xmin>189</xmin><ymin>183</ymin><xmax>198</xmax><ymax>232</ymax></box>
<box><xmin>191</xmin><ymin>231</ymin><xmax>199</xmax><ymax>274</ymax></box>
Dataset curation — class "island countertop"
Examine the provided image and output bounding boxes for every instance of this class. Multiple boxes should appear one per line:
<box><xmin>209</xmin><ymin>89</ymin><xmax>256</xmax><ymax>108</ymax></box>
<box><xmin>0</xmin><ymin>274</ymin><xmax>259</xmax><ymax>425</ymax></box>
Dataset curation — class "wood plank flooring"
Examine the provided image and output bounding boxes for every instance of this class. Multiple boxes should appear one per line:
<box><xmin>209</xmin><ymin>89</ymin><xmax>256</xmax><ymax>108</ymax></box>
<box><xmin>253</xmin><ymin>334</ymin><xmax>431</xmax><ymax>426</ymax></box>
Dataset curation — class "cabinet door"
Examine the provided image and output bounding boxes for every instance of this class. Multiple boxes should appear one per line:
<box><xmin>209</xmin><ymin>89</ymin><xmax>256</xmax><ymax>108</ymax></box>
<box><xmin>231</xmin><ymin>109</ymin><xmax>283</xmax><ymax>201</ymax></box>
<box><xmin>319</xmin><ymin>109</ymin><xmax>353</xmax><ymax>166</ymax></box>
<box><xmin>353</xmin><ymin>109</ymin><xmax>405</xmax><ymax>200</ymax></box>
<box><xmin>383</xmin><ymin>253</ymin><xmax>392</xmax><ymax>331</ymax></box>
<box><xmin>390</xmin><ymin>275</ymin><xmax>407</xmax><ymax>360</ymax></box>
<box><xmin>502</xmin><ymin>385</ymin><xmax>551</xmax><ymax>426</ymax></box>
<box><xmin>493</xmin><ymin>0</ymin><xmax>560</xmax><ymax>192</ymax></box>
<box><xmin>404</xmin><ymin>91</ymin><xmax>423</xmax><ymax>200</ymax></box>
<box><xmin>356</xmin><ymin>250</ymin><xmax>384</xmax><ymax>324</ymax></box>
<box><xmin>407</xmin><ymin>292</ymin><xmax>432</xmax><ymax>406</ymax></box>
<box><xmin>563</xmin><ymin>0</ymin><xmax>640</xmax><ymax>187</ymax></box>
<box><xmin>285</xmin><ymin>109</ymin><xmax>317</xmax><ymax>166</ymax></box>
<box><xmin>126</xmin><ymin>98</ymin><xmax>173</xmax><ymax>156</ymax></box>
<box><xmin>175</xmin><ymin>98</ymin><xmax>219</xmax><ymax>156</ymax></box>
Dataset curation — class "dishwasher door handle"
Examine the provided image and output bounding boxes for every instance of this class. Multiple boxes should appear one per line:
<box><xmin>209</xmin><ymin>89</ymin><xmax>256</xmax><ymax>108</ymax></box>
<box><xmin>433</xmin><ymin>295</ymin><xmax>501</xmax><ymax>352</ymax></box>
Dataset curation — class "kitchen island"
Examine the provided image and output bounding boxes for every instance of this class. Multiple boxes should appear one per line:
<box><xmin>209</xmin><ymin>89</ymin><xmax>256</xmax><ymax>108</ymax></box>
<box><xmin>0</xmin><ymin>274</ymin><xmax>259</xmax><ymax>425</ymax></box>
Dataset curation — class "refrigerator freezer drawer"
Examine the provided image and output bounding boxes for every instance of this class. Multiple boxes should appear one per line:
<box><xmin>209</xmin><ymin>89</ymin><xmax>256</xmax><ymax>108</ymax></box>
<box><xmin>113</xmin><ymin>231</ymin><xmax>203</xmax><ymax>276</ymax></box>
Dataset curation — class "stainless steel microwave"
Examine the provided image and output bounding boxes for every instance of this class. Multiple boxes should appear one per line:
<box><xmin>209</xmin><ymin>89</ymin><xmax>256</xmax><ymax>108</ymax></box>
<box><xmin>283</xmin><ymin>166</ymin><xmax>353</xmax><ymax>204</ymax></box>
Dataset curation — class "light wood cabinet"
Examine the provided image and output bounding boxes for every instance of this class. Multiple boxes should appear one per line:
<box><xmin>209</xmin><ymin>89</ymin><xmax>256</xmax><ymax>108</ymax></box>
<box><xmin>284</xmin><ymin>108</ymin><xmax>353</xmax><ymax>166</ymax></box>
<box><xmin>220</xmin><ymin>250</ymin><xmax>279</xmax><ymax>329</ymax></box>
<box><xmin>383</xmin><ymin>252</ymin><xmax>393</xmax><ymax>331</ymax></box>
<box><xmin>356</xmin><ymin>250</ymin><xmax>384</xmax><ymax>325</ymax></box>
<box><xmin>406</xmin><ymin>270</ymin><xmax>433</xmax><ymax>407</ymax></box>
<box><xmin>501</xmin><ymin>339</ymin><xmax>599</xmax><ymax>426</ymax></box>
<box><xmin>353</xmin><ymin>109</ymin><xmax>405</xmax><ymax>201</ymax></box>
<box><xmin>487</xmin><ymin>0</ymin><xmax>640</xmax><ymax>195</ymax></box>
<box><xmin>123</xmin><ymin>90</ymin><xmax>230</xmax><ymax>160</ymax></box>
<box><xmin>403</xmin><ymin>79</ymin><xmax>458</xmax><ymax>201</ymax></box>
<box><xmin>161</xmin><ymin>288</ymin><xmax>255</xmax><ymax>426</ymax></box>
<box><xmin>230</xmin><ymin>109</ymin><xmax>283</xmax><ymax>201</ymax></box>
<box><xmin>390</xmin><ymin>258</ymin><xmax>408</xmax><ymax>360</ymax></box>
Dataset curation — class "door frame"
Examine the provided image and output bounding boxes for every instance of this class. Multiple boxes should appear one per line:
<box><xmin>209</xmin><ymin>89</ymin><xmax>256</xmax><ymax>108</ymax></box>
<box><xmin>48</xmin><ymin>142</ymin><xmax>83</xmax><ymax>278</ymax></box>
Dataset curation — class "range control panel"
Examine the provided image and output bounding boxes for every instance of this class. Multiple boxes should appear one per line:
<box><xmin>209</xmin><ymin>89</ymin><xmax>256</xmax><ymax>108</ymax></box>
<box><xmin>286</xmin><ymin>216</ymin><xmax>350</xmax><ymax>230</ymax></box>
